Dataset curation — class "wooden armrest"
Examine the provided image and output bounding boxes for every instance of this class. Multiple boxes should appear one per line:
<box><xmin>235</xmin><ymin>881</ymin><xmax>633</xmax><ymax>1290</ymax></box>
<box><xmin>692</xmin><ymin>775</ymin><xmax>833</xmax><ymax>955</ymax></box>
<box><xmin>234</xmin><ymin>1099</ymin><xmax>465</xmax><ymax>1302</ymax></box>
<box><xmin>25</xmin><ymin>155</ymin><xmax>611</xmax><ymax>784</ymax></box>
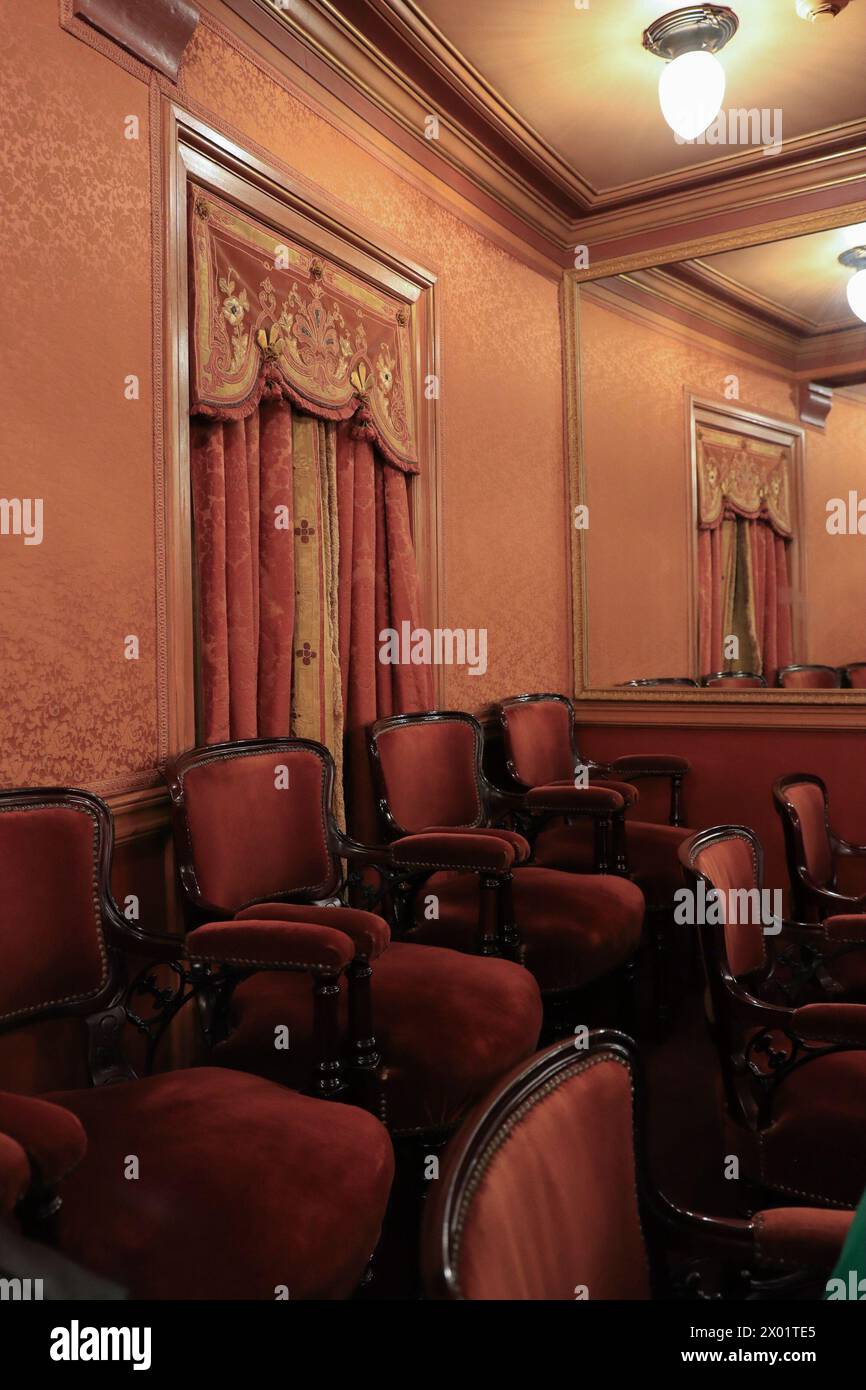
<box><xmin>187</xmin><ymin>918</ymin><xmax>355</xmax><ymax>974</ymax></box>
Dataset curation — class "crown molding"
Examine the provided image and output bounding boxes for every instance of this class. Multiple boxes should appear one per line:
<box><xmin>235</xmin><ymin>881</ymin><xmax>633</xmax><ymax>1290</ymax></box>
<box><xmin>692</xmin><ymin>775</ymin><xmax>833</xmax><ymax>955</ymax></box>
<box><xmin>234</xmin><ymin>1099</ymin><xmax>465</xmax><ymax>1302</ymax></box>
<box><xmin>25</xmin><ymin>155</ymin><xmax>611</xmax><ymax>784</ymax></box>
<box><xmin>586</xmin><ymin>265</ymin><xmax>866</xmax><ymax>382</ymax></box>
<box><xmin>216</xmin><ymin>0</ymin><xmax>866</xmax><ymax>267</ymax></box>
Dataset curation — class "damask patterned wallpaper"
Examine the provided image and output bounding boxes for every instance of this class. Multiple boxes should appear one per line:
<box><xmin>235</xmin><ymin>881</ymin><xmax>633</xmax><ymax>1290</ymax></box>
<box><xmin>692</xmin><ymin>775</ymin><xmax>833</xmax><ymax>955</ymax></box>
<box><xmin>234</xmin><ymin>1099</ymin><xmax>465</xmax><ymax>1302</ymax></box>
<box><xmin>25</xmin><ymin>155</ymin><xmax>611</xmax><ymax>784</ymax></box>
<box><xmin>0</xmin><ymin>2</ymin><xmax>569</xmax><ymax>791</ymax></box>
<box><xmin>0</xmin><ymin>3</ymin><xmax>157</xmax><ymax>786</ymax></box>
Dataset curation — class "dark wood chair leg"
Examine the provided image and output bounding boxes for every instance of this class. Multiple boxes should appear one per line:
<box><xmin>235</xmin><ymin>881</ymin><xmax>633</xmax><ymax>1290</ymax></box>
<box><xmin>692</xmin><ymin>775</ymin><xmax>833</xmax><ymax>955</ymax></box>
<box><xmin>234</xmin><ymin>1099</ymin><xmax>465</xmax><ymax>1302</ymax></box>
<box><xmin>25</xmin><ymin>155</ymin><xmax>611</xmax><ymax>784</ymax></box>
<box><xmin>347</xmin><ymin>955</ymin><xmax>380</xmax><ymax>1106</ymax></box>
<box><xmin>478</xmin><ymin>875</ymin><xmax>502</xmax><ymax>956</ymax></box>
<box><xmin>496</xmin><ymin>872</ymin><xmax>519</xmax><ymax>959</ymax></box>
<box><xmin>312</xmin><ymin>972</ymin><xmax>346</xmax><ymax>1098</ymax></box>
<box><xmin>670</xmin><ymin>774</ymin><xmax>685</xmax><ymax>827</ymax></box>
<box><xmin>593</xmin><ymin>814</ymin><xmax>611</xmax><ymax>874</ymax></box>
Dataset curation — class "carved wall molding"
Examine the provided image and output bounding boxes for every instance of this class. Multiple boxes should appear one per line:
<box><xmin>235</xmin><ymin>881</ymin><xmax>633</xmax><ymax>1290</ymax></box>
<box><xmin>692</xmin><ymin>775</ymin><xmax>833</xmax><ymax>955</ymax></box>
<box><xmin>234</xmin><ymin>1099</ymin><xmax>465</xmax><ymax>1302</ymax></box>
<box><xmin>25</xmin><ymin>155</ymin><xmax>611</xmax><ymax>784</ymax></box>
<box><xmin>72</xmin><ymin>0</ymin><xmax>200</xmax><ymax>82</ymax></box>
<box><xmin>798</xmin><ymin>380</ymin><xmax>834</xmax><ymax>429</ymax></box>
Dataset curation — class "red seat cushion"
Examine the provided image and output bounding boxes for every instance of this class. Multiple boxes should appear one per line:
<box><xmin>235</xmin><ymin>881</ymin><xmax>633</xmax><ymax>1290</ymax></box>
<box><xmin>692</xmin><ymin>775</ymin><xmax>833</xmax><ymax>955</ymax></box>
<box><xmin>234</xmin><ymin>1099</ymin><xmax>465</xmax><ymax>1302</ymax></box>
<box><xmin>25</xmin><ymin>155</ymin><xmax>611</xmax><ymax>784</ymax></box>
<box><xmin>45</xmin><ymin>1068</ymin><xmax>393</xmax><ymax>1300</ymax></box>
<box><xmin>734</xmin><ymin>1048</ymin><xmax>866</xmax><ymax>1207</ymax></box>
<box><xmin>533</xmin><ymin>820</ymin><xmax>689</xmax><ymax>903</ymax></box>
<box><xmin>0</xmin><ymin>1092</ymin><xmax>87</xmax><ymax>1187</ymax></box>
<box><xmin>391</xmin><ymin>832</ymin><xmax>515</xmax><ymax>871</ymax></box>
<box><xmin>410</xmin><ymin>867</ymin><xmax>644</xmax><ymax>994</ymax></box>
<box><xmin>0</xmin><ymin>1133</ymin><xmax>30</xmax><ymax>1216</ymax></box>
<box><xmin>219</xmin><ymin>943</ymin><xmax>542</xmax><ymax>1136</ymax></box>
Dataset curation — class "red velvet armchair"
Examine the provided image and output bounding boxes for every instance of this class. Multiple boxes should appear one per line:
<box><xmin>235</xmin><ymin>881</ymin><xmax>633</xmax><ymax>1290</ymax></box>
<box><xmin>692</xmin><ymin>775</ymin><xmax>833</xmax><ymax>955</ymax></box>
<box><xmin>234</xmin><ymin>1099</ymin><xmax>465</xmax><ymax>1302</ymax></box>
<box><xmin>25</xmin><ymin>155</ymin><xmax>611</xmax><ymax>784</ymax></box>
<box><xmin>777</xmin><ymin>665</ymin><xmax>840</xmax><ymax>689</ymax></box>
<box><xmin>423</xmin><ymin>1030</ymin><xmax>851</xmax><ymax>1300</ymax></box>
<box><xmin>774</xmin><ymin>773</ymin><xmax>866</xmax><ymax>927</ymax></box>
<box><xmin>0</xmin><ymin>787</ymin><xmax>394</xmax><ymax>1299</ymax></box>
<box><xmin>701</xmin><ymin>672</ymin><xmax>767</xmax><ymax>688</ymax></box>
<box><xmin>166</xmin><ymin>737</ymin><xmax>542</xmax><ymax>1140</ymax></box>
<box><xmin>495</xmin><ymin>692</ymin><xmax>692</xmax><ymax>1026</ymax></box>
<box><xmin>368</xmin><ymin>710</ymin><xmax>645</xmax><ymax>1031</ymax></box>
<box><xmin>680</xmin><ymin>824</ymin><xmax>866</xmax><ymax>1209</ymax></box>
<box><xmin>841</xmin><ymin>662</ymin><xmax>866</xmax><ymax>688</ymax></box>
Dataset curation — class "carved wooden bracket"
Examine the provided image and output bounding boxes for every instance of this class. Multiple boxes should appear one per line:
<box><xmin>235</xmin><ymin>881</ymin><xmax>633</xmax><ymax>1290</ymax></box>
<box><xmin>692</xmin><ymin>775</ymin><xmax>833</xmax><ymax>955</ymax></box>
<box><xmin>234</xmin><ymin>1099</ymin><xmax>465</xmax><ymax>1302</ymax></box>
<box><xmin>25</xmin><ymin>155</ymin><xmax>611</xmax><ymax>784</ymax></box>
<box><xmin>798</xmin><ymin>381</ymin><xmax>834</xmax><ymax>429</ymax></box>
<box><xmin>72</xmin><ymin>0</ymin><xmax>200</xmax><ymax>83</ymax></box>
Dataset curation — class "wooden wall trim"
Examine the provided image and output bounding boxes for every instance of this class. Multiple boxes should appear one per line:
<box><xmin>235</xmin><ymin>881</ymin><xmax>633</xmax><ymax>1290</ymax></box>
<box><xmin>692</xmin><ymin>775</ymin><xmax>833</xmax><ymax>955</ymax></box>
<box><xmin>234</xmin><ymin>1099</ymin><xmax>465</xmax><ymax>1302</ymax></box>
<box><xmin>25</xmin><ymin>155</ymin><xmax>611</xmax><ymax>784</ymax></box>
<box><xmin>109</xmin><ymin>786</ymin><xmax>172</xmax><ymax>843</ymax></box>
<box><xmin>575</xmin><ymin>699</ymin><xmax>866</xmax><ymax>733</ymax></box>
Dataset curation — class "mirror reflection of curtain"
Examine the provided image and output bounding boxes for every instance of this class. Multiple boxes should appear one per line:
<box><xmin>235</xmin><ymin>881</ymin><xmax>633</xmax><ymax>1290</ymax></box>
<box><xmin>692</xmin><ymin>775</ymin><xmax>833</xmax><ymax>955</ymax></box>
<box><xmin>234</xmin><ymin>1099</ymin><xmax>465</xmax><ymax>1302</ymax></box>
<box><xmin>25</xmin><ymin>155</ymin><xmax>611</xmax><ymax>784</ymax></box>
<box><xmin>696</xmin><ymin>425</ymin><xmax>795</xmax><ymax>682</ymax></box>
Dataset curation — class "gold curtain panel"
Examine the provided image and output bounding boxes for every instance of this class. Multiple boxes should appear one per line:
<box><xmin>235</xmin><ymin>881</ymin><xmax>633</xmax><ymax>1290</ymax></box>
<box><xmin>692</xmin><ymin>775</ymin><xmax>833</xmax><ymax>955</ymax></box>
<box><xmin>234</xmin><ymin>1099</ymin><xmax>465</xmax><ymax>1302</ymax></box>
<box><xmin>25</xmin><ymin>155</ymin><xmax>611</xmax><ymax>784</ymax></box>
<box><xmin>696</xmin><ymin>426</ymin><xmax>793</xmax><ymax>538</ymax></box>
<box><xmin>189</xmin><ymin>189</ymin><xmax>419</xmax><ymax>472</ymax></box>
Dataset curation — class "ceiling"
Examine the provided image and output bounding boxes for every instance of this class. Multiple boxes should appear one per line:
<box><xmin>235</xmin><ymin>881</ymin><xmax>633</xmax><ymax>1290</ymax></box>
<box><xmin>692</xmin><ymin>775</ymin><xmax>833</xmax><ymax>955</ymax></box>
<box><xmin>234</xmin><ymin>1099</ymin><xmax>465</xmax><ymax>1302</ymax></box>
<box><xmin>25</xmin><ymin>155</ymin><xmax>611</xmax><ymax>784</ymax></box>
<box><xmin>415</xmin><ymin>0</ymin><xmax>866</xmax><ymax>197</ymax></box>
<box><xmin>228</xmin><ymin>0</ymin><xmax>866</xmax><ymax>260</ymax></box>
<box><xmin>690</xmin><ymin>220</ymin><xmax>866</xmax><ymax>332</ymax></box>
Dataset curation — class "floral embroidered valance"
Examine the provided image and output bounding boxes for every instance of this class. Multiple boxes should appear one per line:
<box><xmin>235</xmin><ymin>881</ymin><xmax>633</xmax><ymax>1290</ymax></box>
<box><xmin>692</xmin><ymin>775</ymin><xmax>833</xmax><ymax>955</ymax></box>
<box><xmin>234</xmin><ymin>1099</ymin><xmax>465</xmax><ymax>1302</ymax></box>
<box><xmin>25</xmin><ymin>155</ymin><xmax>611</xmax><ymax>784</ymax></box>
<box><xmin>189</xmin><ymin>189</ymin><xmax>419</xmax><ymax>472</ymax></box>
<box><xmin>696</xmin><ymin>426</ymin><xmax>793</xmax><ymax>538</ymax></box>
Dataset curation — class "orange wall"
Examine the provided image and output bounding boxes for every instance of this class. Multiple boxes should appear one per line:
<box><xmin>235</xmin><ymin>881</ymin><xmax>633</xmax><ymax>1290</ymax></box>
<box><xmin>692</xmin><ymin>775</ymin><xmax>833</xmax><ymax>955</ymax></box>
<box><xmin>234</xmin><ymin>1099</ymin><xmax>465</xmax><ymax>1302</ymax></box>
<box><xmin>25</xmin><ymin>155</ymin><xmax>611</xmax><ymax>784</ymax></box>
<box><xmin>804</xmin><ymin>392</ymin><xmax>866</xmax><ymax>666</ymax></box>
<box><xmin>0</xmin><ymin>3</ymin><xmax>569</xmax><ymax>794</ymax></box>
<box><xmin>580</xmin><ymin>293</ymin><xmax>866</xmax><ymax>685</ymax></box>
<box><xmin>1</xmin><ymin>3</ymin><xmax>157</xmax><ymax>787</ymax></box>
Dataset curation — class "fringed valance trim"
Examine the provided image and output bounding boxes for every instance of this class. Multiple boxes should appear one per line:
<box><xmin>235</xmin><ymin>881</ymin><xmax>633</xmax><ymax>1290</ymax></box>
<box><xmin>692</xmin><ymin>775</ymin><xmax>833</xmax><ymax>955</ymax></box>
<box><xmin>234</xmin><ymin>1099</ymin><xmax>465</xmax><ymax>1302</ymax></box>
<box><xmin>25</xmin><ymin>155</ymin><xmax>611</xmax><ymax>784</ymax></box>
<box><xmin>189</xmin><ymin>190</ymin><xmax>419</xmax><ymax>472</ymax></box>
<box><xmin>696</xmin><ymin>426</ymin><xmax>793</xmax><ymax>539</ymax></box>
<box><xmin>190</xmin><ymin>363</ymin><xmax>419</xmax><ymax>474</ymax></box>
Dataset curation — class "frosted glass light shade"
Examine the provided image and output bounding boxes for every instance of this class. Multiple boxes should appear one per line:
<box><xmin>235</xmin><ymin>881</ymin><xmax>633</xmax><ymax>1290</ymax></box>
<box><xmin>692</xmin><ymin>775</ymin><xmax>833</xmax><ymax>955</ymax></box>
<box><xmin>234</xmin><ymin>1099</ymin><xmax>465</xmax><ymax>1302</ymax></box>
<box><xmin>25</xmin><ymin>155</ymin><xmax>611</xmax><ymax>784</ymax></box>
<box><xmin>658</xmin><ymin>50</ymin><xmax>726</xmax><ymax>140</ymax></box>
<box><xmin>846</xmin><ymin>270</ymin><xmax>866</xmax><ymax>324</ymax></box>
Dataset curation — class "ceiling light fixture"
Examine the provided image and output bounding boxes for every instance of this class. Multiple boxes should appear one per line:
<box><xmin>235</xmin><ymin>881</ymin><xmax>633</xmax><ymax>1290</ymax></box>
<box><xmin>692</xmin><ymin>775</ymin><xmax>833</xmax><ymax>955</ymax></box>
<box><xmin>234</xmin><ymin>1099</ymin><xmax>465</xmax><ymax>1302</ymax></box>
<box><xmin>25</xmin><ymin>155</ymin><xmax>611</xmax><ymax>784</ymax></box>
<box><xmin>795</xmin><ymin>1</ymin><xmax>852</xmax><ymax>20</ymax></box>
<box><xmin>839</xmin><ymin>247</ymin><xmax>866</xmax><ymax>324</ymax></box>
<box><xmin>643</xmin><ymin>6</ymin><xmax>739</xmax><ymax>142</ymax></box>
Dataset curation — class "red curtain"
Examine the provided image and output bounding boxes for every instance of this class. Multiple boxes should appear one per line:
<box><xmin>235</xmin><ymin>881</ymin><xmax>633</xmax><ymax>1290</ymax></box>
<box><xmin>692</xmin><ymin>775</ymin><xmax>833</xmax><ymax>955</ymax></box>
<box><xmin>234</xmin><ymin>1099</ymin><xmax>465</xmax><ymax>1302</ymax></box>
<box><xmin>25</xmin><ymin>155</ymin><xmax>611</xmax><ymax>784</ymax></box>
<box><xmin>698</xmin><ymin>516</ymin><xmax>793</xmax><ymax>680</ymax></box>
<box><xmin>190</xmin><ymin>406</ymin><xmax>432</xmax><ymax>837</ymax></box>
<box><xmin>190</xmin><ymin>396</ymin><xmax>294</xmax><ymax>742</ymax></box>
<box><xmin>747</xmin><ymin>519</ymin><xmax>793</xmax><ymax>685</ymax></box>
<box><xmin>335</xmin><ymin>424</ymin><xmax>432</xmax><ymax>842</ymax></box>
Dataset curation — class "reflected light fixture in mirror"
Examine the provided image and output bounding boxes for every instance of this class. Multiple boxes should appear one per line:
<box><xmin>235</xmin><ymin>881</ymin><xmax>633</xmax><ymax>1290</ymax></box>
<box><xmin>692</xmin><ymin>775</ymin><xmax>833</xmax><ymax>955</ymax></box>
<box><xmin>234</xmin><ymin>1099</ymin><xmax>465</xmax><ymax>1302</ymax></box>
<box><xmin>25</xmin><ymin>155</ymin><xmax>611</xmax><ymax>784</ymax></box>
<box><xmin>839</xmin><ymin>247</ymin><xmax>866</xmax><ymax>324</ymax></box>
<box><xmin>643</xmin><ymin>5</ymin><xmax>739</xmax><ymax>142</ymax></box>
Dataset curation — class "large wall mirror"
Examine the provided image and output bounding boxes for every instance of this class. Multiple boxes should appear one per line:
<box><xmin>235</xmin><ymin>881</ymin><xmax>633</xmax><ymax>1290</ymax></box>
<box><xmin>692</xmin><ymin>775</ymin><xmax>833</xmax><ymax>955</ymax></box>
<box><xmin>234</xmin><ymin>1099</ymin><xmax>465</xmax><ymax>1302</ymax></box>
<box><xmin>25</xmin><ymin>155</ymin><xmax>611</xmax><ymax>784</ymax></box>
<box><xmin>567</xmin><ymin>210</ymin><xmax>866</xmax><ymax>700</ymax></box>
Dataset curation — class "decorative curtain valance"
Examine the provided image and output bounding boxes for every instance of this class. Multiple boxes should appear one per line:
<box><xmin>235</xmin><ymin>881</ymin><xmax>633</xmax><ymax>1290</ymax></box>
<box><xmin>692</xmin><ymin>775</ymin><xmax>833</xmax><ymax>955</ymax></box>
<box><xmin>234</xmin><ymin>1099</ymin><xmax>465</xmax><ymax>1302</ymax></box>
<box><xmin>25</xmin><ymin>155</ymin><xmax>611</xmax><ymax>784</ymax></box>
<box><xmin>696</xmin><ymin>426</ymin><xmax>793</xmax><ymax>538</ymax></box>
<box><xmin>189</xmin><ymin>189</ymin><xmax>419</xmax><ymax>473</ymax></box>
